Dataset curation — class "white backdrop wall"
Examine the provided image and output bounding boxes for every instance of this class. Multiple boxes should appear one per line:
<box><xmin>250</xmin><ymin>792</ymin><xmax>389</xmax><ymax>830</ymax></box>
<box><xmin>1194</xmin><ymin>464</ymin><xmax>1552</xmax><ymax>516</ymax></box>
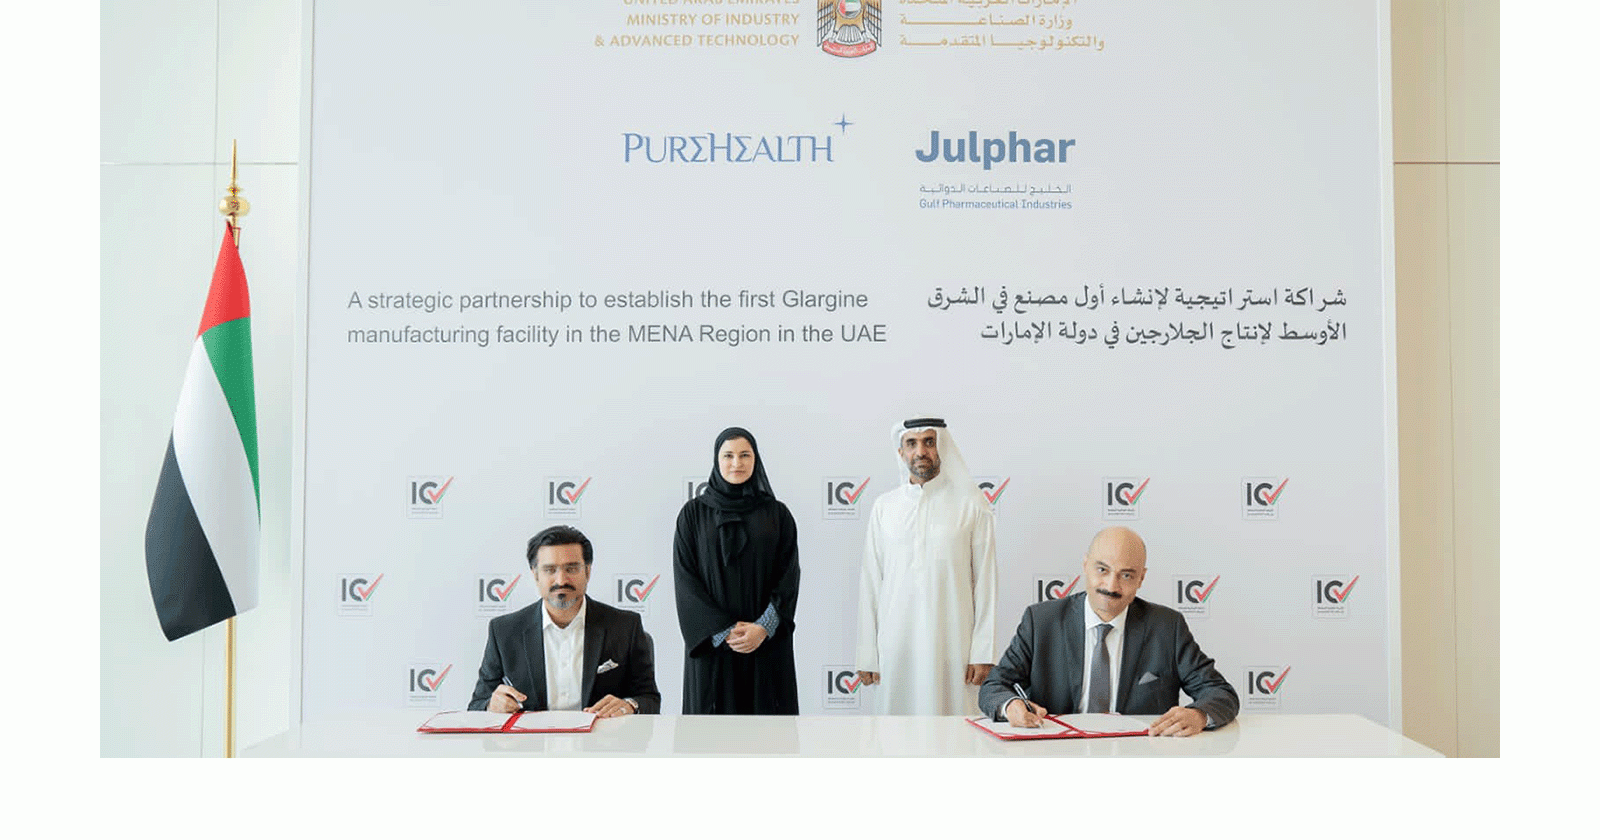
<box><xmin>299</xmin><ymin>1</ymin><xmax>1398</xmax><ymax>722</ymax></box>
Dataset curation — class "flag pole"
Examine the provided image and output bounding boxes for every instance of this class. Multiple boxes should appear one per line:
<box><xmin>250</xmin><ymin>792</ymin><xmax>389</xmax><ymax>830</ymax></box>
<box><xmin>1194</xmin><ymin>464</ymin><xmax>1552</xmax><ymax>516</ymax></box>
<box><xmin>218</xmin><ymin>140</ymin><xmax>248</xmax><ymax>758</ymax></box>
<box><xmin>219</xmin><ymin>139</ymin><xmax>250</xmax><ymax>245</ymax></box>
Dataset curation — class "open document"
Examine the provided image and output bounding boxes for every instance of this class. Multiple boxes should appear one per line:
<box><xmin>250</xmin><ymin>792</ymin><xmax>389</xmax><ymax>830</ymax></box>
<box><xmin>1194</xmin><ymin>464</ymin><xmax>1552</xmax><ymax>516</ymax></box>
<box><xmin>966</xmin><ymin>713</ymin><xmax>1149</xmax><ymax>740</ymax></box>
<box><xmin>417</xmin><ymin>710</ymin><xmax>597</xmax><ymax>734</ymax></box>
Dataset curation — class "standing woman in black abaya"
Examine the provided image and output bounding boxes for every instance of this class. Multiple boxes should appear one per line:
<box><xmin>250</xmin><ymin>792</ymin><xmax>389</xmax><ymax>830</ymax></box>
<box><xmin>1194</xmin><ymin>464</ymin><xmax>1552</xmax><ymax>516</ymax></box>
<box><xmin>673</xmin><ymin>427</ymin><xmax>801</xmax><ymax>714</ymax></box>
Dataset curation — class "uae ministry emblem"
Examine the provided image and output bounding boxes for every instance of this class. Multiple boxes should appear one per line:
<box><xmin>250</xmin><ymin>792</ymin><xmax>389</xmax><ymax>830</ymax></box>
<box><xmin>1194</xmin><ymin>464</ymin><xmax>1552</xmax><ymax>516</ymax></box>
<box><xmin>818</xmin><ymin>1</ymin><xmax>881</xmax><ymax>58</ymax></box>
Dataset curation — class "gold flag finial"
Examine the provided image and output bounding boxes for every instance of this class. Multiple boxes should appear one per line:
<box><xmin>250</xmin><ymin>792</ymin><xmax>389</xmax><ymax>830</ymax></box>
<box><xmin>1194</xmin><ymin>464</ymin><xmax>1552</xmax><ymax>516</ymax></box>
<box><xmin>218</xmin><ymin>140</ymin><xmax>251</xmax><ymax>234</ymax></box>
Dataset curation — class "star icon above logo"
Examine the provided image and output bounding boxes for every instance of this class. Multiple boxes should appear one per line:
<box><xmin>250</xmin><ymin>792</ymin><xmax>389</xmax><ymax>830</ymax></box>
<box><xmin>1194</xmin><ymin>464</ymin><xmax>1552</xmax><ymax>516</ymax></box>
<box><xmin>834</xmin><ymin>114</ymin><xmax>854</xmax><ymax>133</ymax></box>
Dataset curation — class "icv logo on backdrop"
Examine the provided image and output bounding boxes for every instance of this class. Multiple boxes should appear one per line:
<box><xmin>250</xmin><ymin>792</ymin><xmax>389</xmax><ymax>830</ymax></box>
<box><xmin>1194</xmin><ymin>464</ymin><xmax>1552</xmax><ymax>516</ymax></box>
<box><xmin>976</xmin><ymin>476</ymin><xmax>1011</xmax><ymax>510</ymax></box>
<box><xmin>683</xmin><ymin>477</ymin><xmax>710</xmax><ymax>501</ymax></box>
<box><xmin>1242</xmin><ymin>476</ymin><xmax>1289</xmax><ymax>520</ymax></box>
<box><xmin>408</xmin><ymin>663</ymin><xmax>453</xmax><ymax>707</ymax></box>
<box><xmin>823</xmin><ymin>476</ymin><xmax>871</xmax><ymax>521</ymax></box>
<box><xmin>1313</xmin><ymin>575</ymin><xmax>1359</xmax><ymax>619</ymax></box>
<box><xmin>1102</xmin><ymin>477</ymin><xmax>1150</xmax><ymax>520</ymax></box>
<box><xmin>1243</xmin><ymin>666</ymin><xmax>1291</xmax><ymax>709</ymax></box>
<box><xmin>477</xmin><ymin>574</ymin><xmax>522</xmax><ymax>617</ymax></box>
<box><xmin>822</xmin><ymin>666</ymin><xmax>864</xmax><ymax>709</ymax></box>
<box><xmin>1173</xmin><ymin>576</ymin><xmax>1220</xmax><ymax>617</ymax></box>
<box><xmin>613</xmin><ymin>574</ymin><xmax>662</xmax><ymax>615</ymax></box>
<box><xmin>480</xmin><ymin>576</ymin><xmax>521</xmax><ymax>603</ymax></box>
<box><xmin>408</xmin><ymin>475</ymin><xmax>454</xmax><ymax>519</ymax></box>
<box><xmin>545</xmin><ymin>476</ymin><xmax>592</xmax><ymax>519</ymax></box>
<box><xmin>1035</xmin><ymin>575</ymin><xmax>1080</xmax><ymax>603</ymax></box>
<box><xmin>337</xmin><ymin>573</ymin><xmax>383</xmax><ymax>617</ymax></box>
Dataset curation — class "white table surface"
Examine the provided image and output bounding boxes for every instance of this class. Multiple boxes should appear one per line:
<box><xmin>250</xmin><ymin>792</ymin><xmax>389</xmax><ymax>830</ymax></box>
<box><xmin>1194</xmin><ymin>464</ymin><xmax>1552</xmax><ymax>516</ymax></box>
<box><xmin>242</xmin><ymin>712</ymin><xmax>1442</xmax><ymax>757</ymax></box>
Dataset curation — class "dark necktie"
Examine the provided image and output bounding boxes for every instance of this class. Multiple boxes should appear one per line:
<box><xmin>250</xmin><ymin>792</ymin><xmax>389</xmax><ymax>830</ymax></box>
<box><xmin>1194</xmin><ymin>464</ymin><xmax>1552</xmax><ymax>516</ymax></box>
<box><xmin>1087</xmin><ymin>623</ymin><xmax>1112</xmax><ymax>713</ymax></box>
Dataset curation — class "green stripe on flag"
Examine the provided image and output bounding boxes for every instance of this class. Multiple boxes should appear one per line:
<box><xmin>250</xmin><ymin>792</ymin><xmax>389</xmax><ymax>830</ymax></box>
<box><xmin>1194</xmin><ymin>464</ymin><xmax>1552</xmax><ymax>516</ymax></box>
<box><xmin>200</xmin><ymin>316</ymin><xmax>259</xmax><ymax>506</ymax></box>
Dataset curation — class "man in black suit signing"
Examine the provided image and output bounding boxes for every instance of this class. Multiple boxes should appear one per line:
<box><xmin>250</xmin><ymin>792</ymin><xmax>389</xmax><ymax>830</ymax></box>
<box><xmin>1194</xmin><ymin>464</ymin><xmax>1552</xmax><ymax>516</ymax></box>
<box><xmin>469</xmin><ymin>525</ymin><xmax>661</xmax><ymax>716</ymax></box>
<box><xmin>979</xmin><ymin>526</ymin><xmax>1237</xmax><ymax>736</ymax></box>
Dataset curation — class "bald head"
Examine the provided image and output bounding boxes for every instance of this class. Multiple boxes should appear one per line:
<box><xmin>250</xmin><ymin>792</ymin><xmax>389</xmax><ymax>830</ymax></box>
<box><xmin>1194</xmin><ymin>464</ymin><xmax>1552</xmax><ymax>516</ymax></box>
<box><xmin>1082</xmin><ymin>527</ymin><xmax>1148</xmax><ymax>621</ymax></box>
<box><xmin>1086</xmin><ymin>527</ymin><xmax>1147</xmax><ymax>568</ymax></box>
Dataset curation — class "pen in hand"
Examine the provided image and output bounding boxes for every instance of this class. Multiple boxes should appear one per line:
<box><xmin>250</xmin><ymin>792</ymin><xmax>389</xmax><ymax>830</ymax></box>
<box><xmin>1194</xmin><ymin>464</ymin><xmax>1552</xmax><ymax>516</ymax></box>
<box><xmin>1011</xmin><ymin>682</ymin><xmax>1042</xmax><ymax>726</ymax></box>
<box><xmin>1012</xmin><ymin>682</ymin><xmax>1036</xmax><ymax>714</ymax></box>
<box><xmin>501</xmin><ymin>675</ymin><xmax>527</xmax><ymax>710</ymax></box>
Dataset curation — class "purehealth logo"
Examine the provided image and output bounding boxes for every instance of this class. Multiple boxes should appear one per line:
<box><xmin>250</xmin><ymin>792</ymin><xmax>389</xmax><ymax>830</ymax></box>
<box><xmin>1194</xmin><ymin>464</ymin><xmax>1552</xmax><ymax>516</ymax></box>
<box><xmin>623</xmin><ymin>130</ymin><xmax>837</xmax><ymax>164</ymax></box>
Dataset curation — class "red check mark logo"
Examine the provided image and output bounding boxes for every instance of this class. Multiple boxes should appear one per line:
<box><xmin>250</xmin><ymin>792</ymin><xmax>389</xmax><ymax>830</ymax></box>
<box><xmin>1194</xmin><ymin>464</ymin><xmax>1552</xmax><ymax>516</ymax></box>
<box><xmin>562</xmin><ymin>477</ymin><xmax>593</xmax><ymax>504</ymax></box>
<box><xmin>1049</xmin><ymin>576</ymin><xmax>1080</xmax><ymax>599</ymax></box>
<box><xmin>1197</xmin><ymin>576</ymin><xmax>1220</xmax><ymax>602</ymax></box>
<box><xmin>843</xmin><ymin>477</ymin><xmax>871</xmax><ymax>505</ymax></box>
<box><xmin>1264</xmin><ymin>666</ymin><xmax>1290</xmax><ymax>694</ymax></box>
<box><xmin>492</xmin><ymin>574</ymin><xmax>521</xmax><ymax>601</ymax></box>
<box><xmin>1121</xmin><ymin>478</ymin><xmax>1151</xmax><ymax>505</ymax></box>
<box><xmin>423</xmin><ymin>477</ymin><xmax>453</xmax><ymax>504</ymax></box>
<box><xmin>1333</xmin><ymin>575</ymin><xmax>1358</xmax><ymax>602</ymax></box>
<box><xmin>1263</xmin><ymin>478</ymin><xmax>1289</xmax><ymax>505</ymax></box>
<box><xmin>982</xmin><ymin>478</ymin><xmax>1011</xmax><ymax>505</ymax></box>
<box><xmin>843</xmin><ymin>674</ymin><xmax>864</xmax><ymax>693</ymax></box>
<box><xmin>631</xmin><ymin>575</ymin><xmax>661</xmax><ymax>602</ymax></box>
<box><xmin>356</xmin><ymin>574</ymin><xmax>383</xmax><ymax>601</ymax></box>
<box><xmin>422</xmin><ymin>664</ymin><xmax>452</xmax><ymax>692</ymax></box>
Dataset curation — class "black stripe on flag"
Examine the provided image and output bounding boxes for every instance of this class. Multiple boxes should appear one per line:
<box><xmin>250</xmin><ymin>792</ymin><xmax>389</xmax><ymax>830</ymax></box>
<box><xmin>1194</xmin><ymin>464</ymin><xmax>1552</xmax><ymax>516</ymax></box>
<box><xmin>145</xmin><ymin>435</ymin><xmax>238</xmax><ymax>641</ymax></box>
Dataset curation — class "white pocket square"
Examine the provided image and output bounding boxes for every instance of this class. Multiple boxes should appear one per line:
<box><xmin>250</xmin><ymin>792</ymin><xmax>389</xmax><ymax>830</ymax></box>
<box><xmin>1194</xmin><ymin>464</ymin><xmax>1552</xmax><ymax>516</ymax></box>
<box><xmin>597</xmin><ymin>659</ymin><xmax>618</xmax><ymax>674</ymax></box>
<box><xmin>1137</xmin><ymin>672</ymin><xmax>1159</xmax><ymax>685</ymax></box>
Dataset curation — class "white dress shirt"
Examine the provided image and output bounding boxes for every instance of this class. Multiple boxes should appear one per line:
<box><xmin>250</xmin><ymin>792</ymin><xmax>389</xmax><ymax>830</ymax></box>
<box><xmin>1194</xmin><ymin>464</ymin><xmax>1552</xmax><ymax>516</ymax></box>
<box><xmin>1079</xmin><ymin>603</ymin><xmax>1128</xmax><ymax>713</ymax></box>
<box><xmin>542</xmin><ymin>599</ymin><xmax>587</xmax><ymax>712</ymax></box>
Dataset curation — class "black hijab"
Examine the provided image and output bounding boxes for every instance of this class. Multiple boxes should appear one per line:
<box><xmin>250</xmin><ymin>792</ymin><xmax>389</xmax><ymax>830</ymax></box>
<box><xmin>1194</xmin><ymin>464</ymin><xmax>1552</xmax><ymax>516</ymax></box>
<box><xmin>699</xmin><ymin>427</ymin><xmax>776</xmax><ymax>564</ymax></box>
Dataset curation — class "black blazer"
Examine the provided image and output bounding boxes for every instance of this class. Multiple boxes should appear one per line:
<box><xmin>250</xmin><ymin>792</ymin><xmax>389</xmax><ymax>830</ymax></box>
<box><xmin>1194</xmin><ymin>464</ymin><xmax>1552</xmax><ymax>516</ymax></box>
<box><xmin>468</xmin><ymin>597</ymin><xmax>662</xmax><ymax>714</ymax></box>
<box><xmin>979</xmin><ymin>593</ymin><xmax>1238</xmax><ymax>726</ymax></box>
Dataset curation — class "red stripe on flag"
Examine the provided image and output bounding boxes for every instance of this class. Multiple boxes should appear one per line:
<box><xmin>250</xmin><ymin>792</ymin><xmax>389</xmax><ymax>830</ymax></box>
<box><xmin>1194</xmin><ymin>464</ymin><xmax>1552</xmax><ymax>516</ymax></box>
<box><xmin>196</xmin><ymin>224</ymin><xmax>252</xmax><ymax>337</ymax></box>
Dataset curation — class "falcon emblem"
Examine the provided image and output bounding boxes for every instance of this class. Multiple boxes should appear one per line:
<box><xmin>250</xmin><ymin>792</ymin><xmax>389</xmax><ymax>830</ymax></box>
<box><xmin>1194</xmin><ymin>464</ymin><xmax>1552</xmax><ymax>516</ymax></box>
<box><xmin>818</xmin><ymin>0</ymin><xmax>881</xmax><ymax>58</ymax></box>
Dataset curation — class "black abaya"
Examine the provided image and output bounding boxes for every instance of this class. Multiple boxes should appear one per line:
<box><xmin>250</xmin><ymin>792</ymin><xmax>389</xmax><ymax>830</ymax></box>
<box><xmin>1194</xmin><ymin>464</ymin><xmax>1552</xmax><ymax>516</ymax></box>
<box><xmin>672</xmin><ymin>431</ymin><xmax>801</xmax><ymax>714</ymax></box>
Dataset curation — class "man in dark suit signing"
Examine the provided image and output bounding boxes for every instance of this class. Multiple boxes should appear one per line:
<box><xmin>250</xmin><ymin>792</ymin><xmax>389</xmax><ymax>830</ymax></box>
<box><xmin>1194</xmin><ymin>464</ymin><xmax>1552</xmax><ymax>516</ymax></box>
<box><xmin>469</xmin><ymin>525</ymin><xmax>661</xmax><ymax>716</ymax></box>
<box><xmin>979</xmin><ymin>526</ymin><xmax>1237</xmax><ymax>736</ymax></box>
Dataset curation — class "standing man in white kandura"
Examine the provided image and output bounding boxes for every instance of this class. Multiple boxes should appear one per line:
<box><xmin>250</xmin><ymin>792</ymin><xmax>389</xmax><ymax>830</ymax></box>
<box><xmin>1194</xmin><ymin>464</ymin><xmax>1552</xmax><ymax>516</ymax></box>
<box><xmin>855</xmin><ymin>417</ymin><xmax>998</xmax><ymax>715</ymax></box>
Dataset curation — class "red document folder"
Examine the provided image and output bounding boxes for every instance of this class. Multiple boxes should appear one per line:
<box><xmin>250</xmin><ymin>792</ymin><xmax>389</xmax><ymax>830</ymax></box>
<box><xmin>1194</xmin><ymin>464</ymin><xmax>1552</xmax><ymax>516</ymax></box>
<box><xmin>417</xmin><ymin>710</ymin><xmax>597</xmax><ymax>734</ymax></box>
<box><xmin>966</xmin><ymin>713</ymin><xmax>1150</xmax><ymax>740</ymax></box>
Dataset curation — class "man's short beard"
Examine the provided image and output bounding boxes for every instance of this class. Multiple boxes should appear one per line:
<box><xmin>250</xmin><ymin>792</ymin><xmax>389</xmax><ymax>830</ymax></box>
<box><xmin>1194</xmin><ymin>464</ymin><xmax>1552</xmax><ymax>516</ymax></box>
<box><xmin>909</xmin><ymin>460</ymin><xmax>940</xmax><ymax>480</ymax></box>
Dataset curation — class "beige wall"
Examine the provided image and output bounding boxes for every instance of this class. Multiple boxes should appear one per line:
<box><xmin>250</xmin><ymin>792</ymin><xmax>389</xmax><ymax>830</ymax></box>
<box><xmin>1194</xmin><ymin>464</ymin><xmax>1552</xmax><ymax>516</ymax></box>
<box><xmin>1393</xmin><ymin>0</ymin><xmax>1499</xmax><ymax>757</ymax></box>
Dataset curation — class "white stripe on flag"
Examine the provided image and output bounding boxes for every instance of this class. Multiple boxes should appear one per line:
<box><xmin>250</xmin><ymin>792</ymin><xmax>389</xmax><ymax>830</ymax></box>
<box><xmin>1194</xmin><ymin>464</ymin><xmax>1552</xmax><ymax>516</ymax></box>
<box><xmin>172</xmin><ymin>339</ymin><xmax>260</xmax><ymax>613</ymax></box>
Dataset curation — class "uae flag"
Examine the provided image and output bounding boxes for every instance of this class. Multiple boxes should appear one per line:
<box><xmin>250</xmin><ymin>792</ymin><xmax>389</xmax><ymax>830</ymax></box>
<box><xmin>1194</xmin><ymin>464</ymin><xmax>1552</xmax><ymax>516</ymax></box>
<box><xmin>145</xmin><ymin>223</ymin><xmax>260</xmax><ymax>641</ymax></box>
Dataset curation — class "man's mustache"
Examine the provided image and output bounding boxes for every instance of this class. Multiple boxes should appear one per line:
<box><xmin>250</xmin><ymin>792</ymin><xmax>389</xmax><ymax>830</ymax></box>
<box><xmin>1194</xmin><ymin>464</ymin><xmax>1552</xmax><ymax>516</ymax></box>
<box><xmin>1096</xmin><ymin>588</ymin><xmax>1122</xmax><ymax>599</ymax></box>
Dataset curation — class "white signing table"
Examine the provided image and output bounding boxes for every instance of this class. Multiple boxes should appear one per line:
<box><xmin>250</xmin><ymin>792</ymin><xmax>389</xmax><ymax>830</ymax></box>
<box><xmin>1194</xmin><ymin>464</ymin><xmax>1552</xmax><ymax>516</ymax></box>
<box><xmin>243</xmin><ymin>713</ymin><xmax>1441</xmax><ymax>757</ymax></box>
